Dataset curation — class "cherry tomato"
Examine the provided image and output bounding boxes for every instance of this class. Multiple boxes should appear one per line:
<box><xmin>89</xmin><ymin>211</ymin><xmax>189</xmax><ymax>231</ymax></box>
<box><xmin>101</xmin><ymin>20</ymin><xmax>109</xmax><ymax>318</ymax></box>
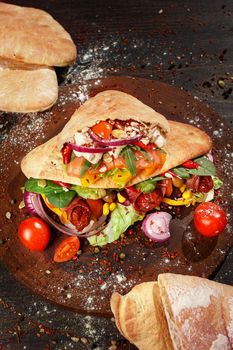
<box><xmin>86</xmin><ymin>199</ymin><xmax>103</xmax><ymax>219</ymax></box>
<box><xmin>194</xmin><ymin>202</ymin><xmax>227</xmax><ymax>237</ymax></box>
<box><xmin>18</xmin><ymin>217</ymin><xmax>50</xmax><ymax>251</ymax></box>
<box><xmin>91</xmin><ymin>121</ymin><xmax>113</xmax><ymax>139</ymax></box>
<box><xmin>53</xmin><ymin>236</ymin><xmax>80</xmax><ymax>262</ymax></box>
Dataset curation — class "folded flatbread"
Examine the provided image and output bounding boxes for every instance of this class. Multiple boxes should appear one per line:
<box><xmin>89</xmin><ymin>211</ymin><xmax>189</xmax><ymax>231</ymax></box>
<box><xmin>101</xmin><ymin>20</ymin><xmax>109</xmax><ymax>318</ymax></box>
<box><xmin>21</xmin><ymin>90</ymin><xmax>212</xmax><ymax>187</ymax></box>
<box><xmin>111</xmin><ymin>273</ymin><xmax>233</xmax><ymax>350</ymax></box>
<box><xmin>0</xmin><ymin>2</ymin><xmax>77</xmax><ymax>67</ymax></box>
<box><xmin>0</xmin><ymin>66</ymin><xmax>58</xmax><ymax>113</ymax></box>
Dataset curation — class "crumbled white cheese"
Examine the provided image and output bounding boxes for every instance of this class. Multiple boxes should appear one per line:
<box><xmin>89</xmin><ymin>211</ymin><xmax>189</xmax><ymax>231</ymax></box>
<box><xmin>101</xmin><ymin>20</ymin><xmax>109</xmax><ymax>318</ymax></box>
<box><xmin>151</xmin><ymin>128</ymin><xmax>166</xmax><ymax>147</ymax></box>
<box><xmin>74</xmin><ymin>132</ymin><xmax>91</xmax><ymax>146</ymax></box>
<box><xmin>109</xmin><ymin>146</ymin><xmax>124</xmax><ymax>159</ymax></box>
<box><xmin>74</xmin><ymin>150</ymin><xmax>103</xmax><ymax>164</ymax></box>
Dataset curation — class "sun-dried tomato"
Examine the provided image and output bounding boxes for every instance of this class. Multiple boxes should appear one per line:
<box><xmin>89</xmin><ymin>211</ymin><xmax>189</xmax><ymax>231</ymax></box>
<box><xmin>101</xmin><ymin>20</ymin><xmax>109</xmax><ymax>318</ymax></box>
<box><xmin>134</xmin><ymin>189</ymin><xmax>163</xmax><ymax>213</ymax></box>
<box><xmin>65</xmin><ymin>198</ymin><xmax>91</xmax><ymax>231</ymax></box>
<box><xmin>198</xmin><ymin>176</ymin><xmax>214</xmax><ymax>193</ymax></box>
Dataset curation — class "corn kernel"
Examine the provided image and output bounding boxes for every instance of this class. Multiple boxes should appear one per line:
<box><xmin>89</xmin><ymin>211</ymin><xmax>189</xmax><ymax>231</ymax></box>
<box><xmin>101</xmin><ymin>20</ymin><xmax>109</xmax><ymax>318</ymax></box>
<box><xmin>180</xmin><ymin>184</ymin><xmax>186</xmax><ymax>193</ymax></box>
<box><xmin>182</xmin><ymin>190</ymin><xmax>192</xmax><ymax>199</ymax></box>
<box><xmin>109</xmin><ymin>202</ymin><xmax>116</xmax><ymax>211</ymax></box>
<box><xmin>117</xmin><ymin>193</ymin><xmax>126</xmax><ymax>203</ymax></box>
<box><xmin>103</xmin><ymin>203</ymin><xmax>110</xmax><ymax>216</ymax></box>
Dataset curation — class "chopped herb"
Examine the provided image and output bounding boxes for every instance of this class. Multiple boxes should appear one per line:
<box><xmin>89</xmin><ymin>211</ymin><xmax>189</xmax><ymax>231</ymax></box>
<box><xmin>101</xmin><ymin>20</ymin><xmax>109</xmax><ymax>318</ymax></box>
<box><xmin>120</xmin><ymin>146</ymin><xmax>137</xmax><ymax>176</ymax></box>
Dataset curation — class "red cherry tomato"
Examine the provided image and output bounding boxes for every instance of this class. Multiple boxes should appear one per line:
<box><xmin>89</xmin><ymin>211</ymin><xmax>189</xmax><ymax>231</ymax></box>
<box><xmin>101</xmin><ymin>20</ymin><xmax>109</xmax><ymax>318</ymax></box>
<box><xmin>53</xmin><ymin>236</ymin><xmax>80</xmax><ymax>263</ymax></box>
<box><xmin>194</xmin><ymin>202</ymin><xmax>227</xmax><ymax>237</ymax></box>
<box><xmin>91</xmin><ymin>121</ymin><xmax>112</xmax><ymax>139</ymax></box>
<box><xmin>18</xmin><ymin>217</ymin><xmax>50</xmax><ymax>251</ymax></box>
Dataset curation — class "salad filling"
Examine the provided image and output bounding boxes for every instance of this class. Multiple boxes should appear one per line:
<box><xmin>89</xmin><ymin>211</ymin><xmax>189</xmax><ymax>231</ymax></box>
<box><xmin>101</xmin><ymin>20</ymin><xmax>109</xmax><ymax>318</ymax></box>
<box><xmin>62</xmin><ymin>119</ymin><xmax>167</xmax><ymax>187</ymax></box>
<box><xmin>22</xmin><ymin>153</ymin><xmax>223</xmax><ymax>247</ymax></box>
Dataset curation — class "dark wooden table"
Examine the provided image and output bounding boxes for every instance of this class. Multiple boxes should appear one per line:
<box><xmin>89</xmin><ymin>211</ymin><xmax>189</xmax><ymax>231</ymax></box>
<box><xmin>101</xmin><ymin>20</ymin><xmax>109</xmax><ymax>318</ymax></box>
<box><xmin>0</xmin><ymin>0</ymin><xmax>233</xmax><ymax>349</ymax></box>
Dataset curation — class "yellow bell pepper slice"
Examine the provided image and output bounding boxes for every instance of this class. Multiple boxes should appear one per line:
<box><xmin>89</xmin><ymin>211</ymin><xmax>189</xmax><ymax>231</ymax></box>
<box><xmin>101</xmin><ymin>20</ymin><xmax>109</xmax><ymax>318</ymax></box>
<box><xmin>80</xmin><ymin>172</ymin><xmax>98</xmax><ymax>187</ymax></box>
<box><xmin>113</xmin><ymin>169</ymin><xmax>132</xmax><ymax>187</ymax></box>
<box><xmin>162</xmin><ymin>197</ymin><xmax>191</xmax><ymax>206</ymax></box>
<box><xmin>41</xmin><ymin>194</ymin><xmax>69</xmax><ymax>223</ymax></box>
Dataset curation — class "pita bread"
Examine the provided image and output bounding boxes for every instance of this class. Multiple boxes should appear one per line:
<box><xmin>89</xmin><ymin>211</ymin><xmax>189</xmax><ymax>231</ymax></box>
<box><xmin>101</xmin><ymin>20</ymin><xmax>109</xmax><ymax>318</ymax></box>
<box><xmin>0</xmin><ymin>66</ymin><xmax>58</xmax><ymax>113</ymax></box>
<box><xmin>110</xmin><ymin>282</ymin><xmax>173</xmax><ymax>350</ymax></box>
<box><xmin>158</xmin><ymin>274</ymin><xmax>232</xmax><ymax>350</ymax></box>
<box><xmin>0</xmin><ymin>2</ymin><xmax>77</xmax><ymax>67</ymax></box>
<box><xmin>111</xmin><ymin>274</ymin><xmax>233</xmax><ymax>350</ymax></box>
<box><xmin>21</xmin><ymin>90</ymin><xmax>212</xmax><ymax>187</ymax></box>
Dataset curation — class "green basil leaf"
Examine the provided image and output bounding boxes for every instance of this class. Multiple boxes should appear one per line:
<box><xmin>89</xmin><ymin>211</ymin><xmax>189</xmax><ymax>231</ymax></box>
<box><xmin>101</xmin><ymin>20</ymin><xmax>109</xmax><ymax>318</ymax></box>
<box><xmin>135</xmin><ymin>176</ymin><xmax>166</xmax><ymax>193</ymax></box>
<box><xmin>120</xmin><ymin>146</ymin><xmax>137</xmax><ymax>176</ymax></box>
<box><xmin>46</xmin><ymin>190</ymin><xmax>76</xmax><ymax>208</ymax></box>
<box><xmin>25</xmin><ymin>178</ymin><xmax>63</xmax><ymax>195</ymax></box>
<box><xmin>135</xmin><ymin>182</ymin><xmax>156</xmax><ymax>193</ymax></box>
<box><xmin>124</xmin><ymin>147</ymin><xmax>137</xmax><ymax>176</ymax></box>
<box><xmin>80</xmin><ymin>160</ymin><xmax>92</xmax><ymax>178</ymax></box>
<box><xmin>172</xmin><ymin>167</ymin><xmax>191</xmax><ymax>179</ymax></box>
<box><xmin>189</xmin><ymin>156</ymin><xmax>216</xmax><ymax>176</ymax></box>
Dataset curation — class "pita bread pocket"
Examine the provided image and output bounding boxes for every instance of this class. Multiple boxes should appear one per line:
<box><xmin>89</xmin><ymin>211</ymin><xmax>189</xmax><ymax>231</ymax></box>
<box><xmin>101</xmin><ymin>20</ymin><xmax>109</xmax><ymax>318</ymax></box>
<box><xmin>0</xmin><ymin>65</ymin><xmax>58</xmax><ymax>113</ymax></box>
<box><xmin>21</xmin><ymin>90</ymin><xmax>211</xmax><ymax>188</ymax></box>
<box><xmin>0</xmin><ymin>2</ymin><xmax>77</xmax><ymax>67</ymax></box>
<box><xmin>111</xmin><ymin>273</ymin><xmax>233</xmax><ymax>350</ymax></box>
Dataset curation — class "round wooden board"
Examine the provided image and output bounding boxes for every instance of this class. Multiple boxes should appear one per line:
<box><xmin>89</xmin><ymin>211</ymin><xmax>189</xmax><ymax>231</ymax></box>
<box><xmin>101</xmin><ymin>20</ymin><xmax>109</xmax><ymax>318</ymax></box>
<box><xmin>0</xmin><ymin>76</ymin><xmax>232</xmax><ymax>317</ymax></box>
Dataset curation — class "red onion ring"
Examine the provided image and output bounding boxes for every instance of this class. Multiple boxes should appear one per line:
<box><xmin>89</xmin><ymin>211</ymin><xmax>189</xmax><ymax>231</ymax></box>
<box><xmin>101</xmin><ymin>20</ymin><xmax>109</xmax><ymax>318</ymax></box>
<box><xmin>68</xmin><ymin>142</ymin><xmax>113</xmax><ymax>153</ymax></box>
<box><xmin>88</xmin><ymin>129</ymin><xmax>143</xmax><ymax>146</ymax></box>
<box><xmin>24</xmin><ymin>191</ymin><xmax>106</xmax><ymax>237</ymax></box>
<box><xmin>142</xmin><ymin>211</ymin><xmax>172</xmax><ymax>242</ymax></box>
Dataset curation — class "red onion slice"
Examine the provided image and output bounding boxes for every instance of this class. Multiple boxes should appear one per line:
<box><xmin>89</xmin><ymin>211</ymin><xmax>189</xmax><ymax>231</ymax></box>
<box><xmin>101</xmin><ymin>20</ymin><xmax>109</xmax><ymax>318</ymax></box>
<box><xmin>142</xmin><ymin>211</ymin><xmax>172</xmax><ymax>242</ymax></box>
<box><xmin>24</xmin><ymin>191</ymin><xmax>106</xmax><ymax>237</ymax></box>
<box><xmin>68</xmin><ymin>142</ymin><xmax>113</xmax><ymax>153</ymax></box>
<box><xmin>89</xmin><ymin>129</ymin><xmax>143</xmax><ymax>146</ymax></box>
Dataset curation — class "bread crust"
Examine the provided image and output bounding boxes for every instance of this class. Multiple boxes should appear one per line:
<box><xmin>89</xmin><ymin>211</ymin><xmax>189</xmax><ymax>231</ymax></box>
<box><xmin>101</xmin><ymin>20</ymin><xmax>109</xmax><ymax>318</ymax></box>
<box><xmin>0</xmin><ymin>2</ymin><xmax>77</xmax><ymax>67</ymax></box>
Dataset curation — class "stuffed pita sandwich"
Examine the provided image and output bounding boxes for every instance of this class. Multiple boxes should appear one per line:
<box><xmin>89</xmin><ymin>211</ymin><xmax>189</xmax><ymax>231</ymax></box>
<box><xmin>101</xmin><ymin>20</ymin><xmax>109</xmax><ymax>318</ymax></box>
<box><xmin>21</xmin><ymin>91</ymin><xmax>222</xmax><ymax>247</ymax></box>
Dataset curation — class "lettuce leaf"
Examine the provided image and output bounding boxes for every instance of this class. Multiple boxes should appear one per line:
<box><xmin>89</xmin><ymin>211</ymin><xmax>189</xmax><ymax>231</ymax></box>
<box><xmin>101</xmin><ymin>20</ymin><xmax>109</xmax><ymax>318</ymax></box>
<box><xmin>212</xmin><ymin>176</ymin><xmax>223</xmax><ymax>190</ymax></box>
<box><xmin>71</xmin><ymin>185</ymin><xmax>106</xmax><ymax>199</ymax></box>
<box><xmin>88</xmin><ymin>204</ymin><xmax>144</xmax><ymax>247</ymax></box>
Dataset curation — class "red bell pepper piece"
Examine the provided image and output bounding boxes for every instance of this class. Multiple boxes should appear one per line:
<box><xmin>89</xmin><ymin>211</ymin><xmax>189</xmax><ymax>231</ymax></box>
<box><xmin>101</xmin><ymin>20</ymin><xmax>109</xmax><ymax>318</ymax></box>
<box><xmin>52</xmin><ymin>180</ymin><xmax>71</xmax><ymax>189</ymax></box>
<box><xmin>181</xmin><ymin>160</ymin><xmax>199</xmax><ymax>169</ymax></box>
<box><xmin>61</xmin><ymin>143</ymin><xmax>72</xmax><ymax>164</ymax></box>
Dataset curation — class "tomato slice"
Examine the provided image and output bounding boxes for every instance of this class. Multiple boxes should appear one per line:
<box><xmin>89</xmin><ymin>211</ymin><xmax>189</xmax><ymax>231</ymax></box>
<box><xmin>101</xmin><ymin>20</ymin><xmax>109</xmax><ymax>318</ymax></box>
<box><xmin>165</xmin><ymin>178</ymin><xmax>173</xmax><ymax>197</ymax></box>
<box><xmin>66</xmin><ymin>156</ymin><xmax>85</xmax><ymax>177</ymax></box>
<box><xmin>18</xmin><ymin>217</ymin><xmax>51</xmax><ymax>251</ymax></box>
<box><xmin>53</xmin><ymin>236</ymin><xmax>80</xmax><ymax>262</ymax></box>
<box><xmin>194</xmin><ymin>202</ymin><xmax>227</xmax><ymax>237</ymax></box>
<box><xmin>86</xmin><ymin>199</ymin><xmax>103</xmax><ymax>219</ymax></box>
<box><xmin>91</xmin><ymin>121</ymin><xmax>113</xmax><ymax>139</ymax></box>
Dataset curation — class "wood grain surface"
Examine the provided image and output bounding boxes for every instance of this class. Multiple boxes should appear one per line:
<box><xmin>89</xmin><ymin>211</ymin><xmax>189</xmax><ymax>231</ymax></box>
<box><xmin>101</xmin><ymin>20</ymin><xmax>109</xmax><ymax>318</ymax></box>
<box><xmin>0</xmin><ymin>0</ymin><xmax>233</xmax><ymax>349</ymax></box>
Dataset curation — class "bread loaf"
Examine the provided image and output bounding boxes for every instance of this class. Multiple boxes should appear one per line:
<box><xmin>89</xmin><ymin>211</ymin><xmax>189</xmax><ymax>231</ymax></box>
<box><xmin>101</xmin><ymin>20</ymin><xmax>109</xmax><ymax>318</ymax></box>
<box><xmin>111</xmin><ymin>274</ymin><xmax>233</xmax><ymax>350</ymax></box>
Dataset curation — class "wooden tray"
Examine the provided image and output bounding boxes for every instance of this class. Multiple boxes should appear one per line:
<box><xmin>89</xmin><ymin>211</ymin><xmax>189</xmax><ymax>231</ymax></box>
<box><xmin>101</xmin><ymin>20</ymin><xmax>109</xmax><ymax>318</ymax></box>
<box><xmin>0</xmin><ymin>76</ymin><xmax>232</xmax><ymax>317</ymax></box>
